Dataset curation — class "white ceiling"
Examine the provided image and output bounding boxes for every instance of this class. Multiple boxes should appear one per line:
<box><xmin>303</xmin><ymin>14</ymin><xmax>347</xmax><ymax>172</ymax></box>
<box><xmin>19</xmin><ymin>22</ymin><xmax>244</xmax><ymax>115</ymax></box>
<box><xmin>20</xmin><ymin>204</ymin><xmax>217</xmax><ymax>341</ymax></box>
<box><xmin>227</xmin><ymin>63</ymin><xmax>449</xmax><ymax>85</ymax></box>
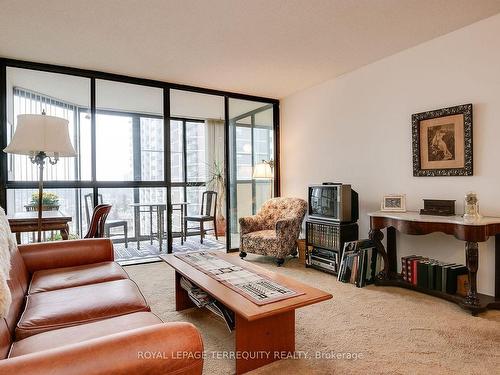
<box><xmin>1</xmin><ymin>0</ymin><xmax>500</xmax><ymax>99</ymax></box>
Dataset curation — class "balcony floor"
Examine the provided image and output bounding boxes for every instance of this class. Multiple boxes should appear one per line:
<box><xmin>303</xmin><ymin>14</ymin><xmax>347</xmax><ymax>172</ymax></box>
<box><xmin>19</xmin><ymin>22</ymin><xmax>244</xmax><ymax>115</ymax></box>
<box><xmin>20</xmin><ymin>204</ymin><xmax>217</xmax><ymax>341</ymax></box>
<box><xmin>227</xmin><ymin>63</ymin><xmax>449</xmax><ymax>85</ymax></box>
<box><xmin>114</xmin><ymin>235</ymin><xmax>226</xmax><ymax>264</ymax></box>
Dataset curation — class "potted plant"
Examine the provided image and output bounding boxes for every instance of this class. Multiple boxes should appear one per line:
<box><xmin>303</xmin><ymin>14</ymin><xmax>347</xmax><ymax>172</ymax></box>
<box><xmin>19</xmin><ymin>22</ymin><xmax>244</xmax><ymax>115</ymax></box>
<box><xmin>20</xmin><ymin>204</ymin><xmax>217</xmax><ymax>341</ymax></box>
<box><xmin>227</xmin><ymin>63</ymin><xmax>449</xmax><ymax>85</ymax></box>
<box><xmin>207</xmin><ymin>160</ymin><xmax>226</xmax><ymax>237</ymax></box>
<box><xmin>27</xmin><ymin>192</ymin><xmax>60</xmax><ymax>211</ymax></box>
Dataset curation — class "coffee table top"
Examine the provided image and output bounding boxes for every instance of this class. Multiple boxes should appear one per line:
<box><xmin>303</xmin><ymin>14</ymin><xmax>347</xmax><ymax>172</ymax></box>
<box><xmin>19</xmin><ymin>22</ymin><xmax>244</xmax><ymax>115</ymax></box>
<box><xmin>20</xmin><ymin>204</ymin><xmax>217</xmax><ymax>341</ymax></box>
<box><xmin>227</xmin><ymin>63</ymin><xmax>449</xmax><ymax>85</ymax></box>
<box><xmin>161</xmin><ymin>252</ymin><xmax>332</xmax><ymax>321</ymax></box>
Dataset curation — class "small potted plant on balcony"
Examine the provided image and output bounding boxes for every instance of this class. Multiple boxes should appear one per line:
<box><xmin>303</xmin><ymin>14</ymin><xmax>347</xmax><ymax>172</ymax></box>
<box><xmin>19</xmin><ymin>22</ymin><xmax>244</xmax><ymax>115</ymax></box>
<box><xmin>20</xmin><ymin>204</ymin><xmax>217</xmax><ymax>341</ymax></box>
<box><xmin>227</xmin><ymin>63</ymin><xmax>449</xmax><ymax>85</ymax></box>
<box><xmin>26</xmin><ymin>192</ymin><xmax>60</xmax><ymax>212</ymax></box>
<box><xmin>207</xmin><ymin>160</ymin><xmax>226</xmax><ymax>236</ymax></box>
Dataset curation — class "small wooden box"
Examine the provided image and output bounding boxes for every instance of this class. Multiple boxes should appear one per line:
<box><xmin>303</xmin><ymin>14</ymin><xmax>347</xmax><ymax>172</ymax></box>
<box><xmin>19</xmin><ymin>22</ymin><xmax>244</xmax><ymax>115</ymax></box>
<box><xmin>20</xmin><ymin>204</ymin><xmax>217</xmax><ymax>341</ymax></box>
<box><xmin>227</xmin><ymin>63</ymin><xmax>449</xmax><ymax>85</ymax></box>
<box><xmin>420</xmin><ymin>199</ymin><xmax>455</xmax><ymax>216</ymax></box>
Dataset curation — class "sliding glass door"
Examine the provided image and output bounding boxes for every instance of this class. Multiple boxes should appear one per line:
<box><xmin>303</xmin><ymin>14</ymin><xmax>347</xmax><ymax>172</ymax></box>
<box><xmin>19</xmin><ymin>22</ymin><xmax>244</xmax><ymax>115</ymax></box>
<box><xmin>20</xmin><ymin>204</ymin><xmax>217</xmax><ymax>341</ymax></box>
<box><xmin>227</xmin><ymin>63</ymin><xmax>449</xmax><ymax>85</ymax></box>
<box><xmin>228</xmin><ymin>98</ymin><xmax>275</xmax><ymax>250</ymax></box>
<box><xmin>169</xmin><ymin>89</ymin><xmax>226</xmax><ymax>252</ymax></box>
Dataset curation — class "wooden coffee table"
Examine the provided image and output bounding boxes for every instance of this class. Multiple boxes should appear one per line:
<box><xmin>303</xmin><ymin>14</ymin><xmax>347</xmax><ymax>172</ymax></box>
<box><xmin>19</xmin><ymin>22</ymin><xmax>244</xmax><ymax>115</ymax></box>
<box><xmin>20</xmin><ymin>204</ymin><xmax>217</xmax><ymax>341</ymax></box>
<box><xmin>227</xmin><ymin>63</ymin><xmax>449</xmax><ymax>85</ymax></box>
<box><xmin>161</xmin><ymin>253</ymin><xmax>332</xmax><ymax>374</ymax></box>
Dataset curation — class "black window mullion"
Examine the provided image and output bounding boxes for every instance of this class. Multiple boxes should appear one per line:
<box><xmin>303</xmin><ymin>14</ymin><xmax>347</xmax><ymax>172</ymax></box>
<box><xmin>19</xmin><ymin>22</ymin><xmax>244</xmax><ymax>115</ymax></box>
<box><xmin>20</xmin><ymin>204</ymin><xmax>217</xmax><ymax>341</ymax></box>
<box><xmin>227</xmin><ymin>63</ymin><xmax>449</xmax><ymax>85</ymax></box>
<box><xmin>273</xmin><ymin>102</ymin><xmax>280</xmax><ymax>197</ymax></box>
<box><xmin>251</xmin><ymin>114</ymin><xmax>256</xmax><ymax>214</ymax></box>
<box><xmin>224</xmin><ymin>96</ymin><xmax>233</xmax><ymax>251</ymax></box>
<box><xmin>182</xmin><ymin>120</ymin><xmax>187</xmax><ymax>203</ymax></box>
<box><xmin>164</xmin><ymin>88</ymin><xmax>172</xmax><ymax>253</ymax></box>
<box><xmin>90</xmin><ymin>78</ymin><xmax>98</xmax><ymax>207</ymax></box>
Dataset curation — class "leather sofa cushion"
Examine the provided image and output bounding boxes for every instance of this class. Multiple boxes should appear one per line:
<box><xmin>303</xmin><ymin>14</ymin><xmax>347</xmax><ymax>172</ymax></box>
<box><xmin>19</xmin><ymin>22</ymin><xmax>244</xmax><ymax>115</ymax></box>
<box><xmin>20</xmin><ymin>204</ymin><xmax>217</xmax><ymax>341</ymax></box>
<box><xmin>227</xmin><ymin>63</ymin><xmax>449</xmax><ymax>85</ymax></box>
<box><xmin>16</xmin><ymin>279</ymin><xmax>150</xmax><ymax>340</ymax></box>
<box><xmin>0</xmin><ymin>319</ymin><xmax>11</xmax><ymax>359</ymax></box>
<box><xmin>9</xmin><ymin>312</ymin><xmax>162</xmax><ymax>357</ymax></box>
<box><xmin>29</xmin><ymin>261</ymin><xmax>129</xmax><ymax>294</ymax></box>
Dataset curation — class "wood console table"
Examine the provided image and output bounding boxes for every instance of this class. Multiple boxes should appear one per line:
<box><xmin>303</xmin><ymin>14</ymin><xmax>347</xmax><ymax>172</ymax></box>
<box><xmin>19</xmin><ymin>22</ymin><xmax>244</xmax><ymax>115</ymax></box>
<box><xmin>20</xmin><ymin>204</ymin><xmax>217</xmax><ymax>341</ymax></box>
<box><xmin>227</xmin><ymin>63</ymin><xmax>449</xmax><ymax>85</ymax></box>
<box><xmin>368</xmin><ymin>211</ymin><xmax>500</xmax><ymax>315</ymax></box>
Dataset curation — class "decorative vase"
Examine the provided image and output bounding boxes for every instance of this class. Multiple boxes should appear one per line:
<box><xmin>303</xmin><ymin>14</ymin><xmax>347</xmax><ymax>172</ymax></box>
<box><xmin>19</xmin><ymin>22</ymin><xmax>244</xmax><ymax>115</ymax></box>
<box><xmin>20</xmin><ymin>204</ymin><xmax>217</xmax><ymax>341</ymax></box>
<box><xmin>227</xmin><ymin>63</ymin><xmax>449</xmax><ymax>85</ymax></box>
<box><xmin>297</xmin><ymin>239</ymin><xmax>306</xmax><ymax>264</ymax></box>
<box><xmin>463</xmin><ymin>192</ymin><xmax>481</xmax><ymax>222</ymax></box>
<box><xmin>216</xmin><ymin>215</ymin><xmax>226</xmax><ymax>237</ymax></box>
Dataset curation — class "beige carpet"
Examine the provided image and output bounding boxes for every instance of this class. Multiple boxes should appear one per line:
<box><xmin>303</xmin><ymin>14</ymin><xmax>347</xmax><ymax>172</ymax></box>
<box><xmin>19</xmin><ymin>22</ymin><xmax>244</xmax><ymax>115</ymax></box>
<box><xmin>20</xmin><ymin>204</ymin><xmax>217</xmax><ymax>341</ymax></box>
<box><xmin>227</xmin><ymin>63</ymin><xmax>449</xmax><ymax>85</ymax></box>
<box><xmin>125</xmin><ymin>254</ymin><xmax>500</xmax><ymax>375</ymax></box>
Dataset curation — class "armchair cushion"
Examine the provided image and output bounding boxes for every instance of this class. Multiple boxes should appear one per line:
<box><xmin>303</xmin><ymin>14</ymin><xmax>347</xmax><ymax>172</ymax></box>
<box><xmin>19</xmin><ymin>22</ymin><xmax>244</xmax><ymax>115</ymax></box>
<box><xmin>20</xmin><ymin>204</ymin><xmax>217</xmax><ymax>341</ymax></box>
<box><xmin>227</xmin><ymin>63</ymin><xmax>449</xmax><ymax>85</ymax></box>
<box><xmin>241</xmin><ymin>230</ymin><xmax>277</xmax><ymax>256</ymax></box>
<box><xmin>28</xmin><ymin>261</ymin><xmax>129</xmax><ymax>294</ymax></box>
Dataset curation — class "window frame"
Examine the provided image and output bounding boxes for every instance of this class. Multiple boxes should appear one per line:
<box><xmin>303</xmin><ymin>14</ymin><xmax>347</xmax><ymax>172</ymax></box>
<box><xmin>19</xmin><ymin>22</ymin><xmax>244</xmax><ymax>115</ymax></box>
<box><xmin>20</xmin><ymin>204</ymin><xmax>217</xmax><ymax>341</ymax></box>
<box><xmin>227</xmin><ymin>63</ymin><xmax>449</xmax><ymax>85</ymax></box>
<box><xmin>0</xmin><ymin>58</ymin><xmax>280</xmax><ymax>253</ymax></box>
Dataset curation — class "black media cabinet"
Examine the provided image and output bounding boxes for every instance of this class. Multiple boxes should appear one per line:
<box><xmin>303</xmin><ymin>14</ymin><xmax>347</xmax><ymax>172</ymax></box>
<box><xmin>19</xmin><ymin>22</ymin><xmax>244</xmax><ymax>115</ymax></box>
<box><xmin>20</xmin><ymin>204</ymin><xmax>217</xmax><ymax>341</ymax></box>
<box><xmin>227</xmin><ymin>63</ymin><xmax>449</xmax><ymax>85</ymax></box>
<box><xmin>305</xmin><ymin>218</ymin><xmax>358</xmax><ymax>275</ymax></box>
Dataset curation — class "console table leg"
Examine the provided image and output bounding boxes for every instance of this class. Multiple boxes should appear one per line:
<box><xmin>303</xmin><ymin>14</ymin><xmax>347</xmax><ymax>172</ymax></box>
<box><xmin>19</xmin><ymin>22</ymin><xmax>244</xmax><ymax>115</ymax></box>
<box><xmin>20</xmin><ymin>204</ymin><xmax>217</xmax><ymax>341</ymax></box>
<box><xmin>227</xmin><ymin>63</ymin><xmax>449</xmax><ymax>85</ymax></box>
<box><xmin>369</xmin><ymin>228</ymin><xmax>389</xmax><ymax>280</ymax></box>
<box><xmin>387</xmin><ymin>227</ymin><xmax>397</xmax><ymax>277</ymax></box>
<box><xmin>464</xmin><ymin>241</ymin><xmax>480</xmax><ymax>307</ymax></box>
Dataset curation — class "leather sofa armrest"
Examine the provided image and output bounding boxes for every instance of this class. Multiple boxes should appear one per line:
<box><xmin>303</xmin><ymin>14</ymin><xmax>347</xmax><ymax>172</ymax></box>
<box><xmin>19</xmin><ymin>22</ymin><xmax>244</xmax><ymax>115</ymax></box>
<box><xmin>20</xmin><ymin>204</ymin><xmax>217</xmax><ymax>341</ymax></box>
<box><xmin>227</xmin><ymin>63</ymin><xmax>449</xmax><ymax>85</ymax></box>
<box><xmin>0</xmin><ymin>322</ymin><xmax>204</xmax><ymax>375</ymax></box>
<box><xmin>19</xmin><ymin>238</ymin><xmax>115</xmax><ymax>274</ymax></box>
<box><xmin>239</xmin><ymin>215</ymin><xmax>264</xmax><ymax>235</ymax></box>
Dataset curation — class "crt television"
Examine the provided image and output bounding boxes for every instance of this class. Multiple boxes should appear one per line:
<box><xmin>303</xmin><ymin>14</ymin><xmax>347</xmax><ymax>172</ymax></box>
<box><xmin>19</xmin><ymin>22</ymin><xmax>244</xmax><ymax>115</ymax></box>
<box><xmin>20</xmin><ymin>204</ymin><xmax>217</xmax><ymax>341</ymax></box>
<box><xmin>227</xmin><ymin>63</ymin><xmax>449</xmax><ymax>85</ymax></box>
<box><xmin>308</xmin><ymin>183</ymin><xmax>358</xmax><ymax>223</ymax></box>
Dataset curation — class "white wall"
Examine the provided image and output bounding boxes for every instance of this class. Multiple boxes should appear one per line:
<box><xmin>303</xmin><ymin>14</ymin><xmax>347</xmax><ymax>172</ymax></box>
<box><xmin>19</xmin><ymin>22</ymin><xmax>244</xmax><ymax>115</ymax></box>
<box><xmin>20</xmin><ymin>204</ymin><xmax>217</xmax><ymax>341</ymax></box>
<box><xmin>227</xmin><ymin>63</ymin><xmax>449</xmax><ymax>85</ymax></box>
<box><xmin>281</xmin><ymin>14</ymin><xmax>500</xmax><ymax>296</ymax></box>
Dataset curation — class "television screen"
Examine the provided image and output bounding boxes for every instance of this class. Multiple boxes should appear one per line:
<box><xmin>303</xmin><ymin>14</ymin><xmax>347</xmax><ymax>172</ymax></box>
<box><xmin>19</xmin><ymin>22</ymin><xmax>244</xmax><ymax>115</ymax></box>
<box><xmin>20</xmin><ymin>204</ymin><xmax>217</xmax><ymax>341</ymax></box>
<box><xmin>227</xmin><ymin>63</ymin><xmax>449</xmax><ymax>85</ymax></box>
<box><xmin>309</xmin><ymin>186</ymin><xmax>337</xmax><ymax>218</ymax></box>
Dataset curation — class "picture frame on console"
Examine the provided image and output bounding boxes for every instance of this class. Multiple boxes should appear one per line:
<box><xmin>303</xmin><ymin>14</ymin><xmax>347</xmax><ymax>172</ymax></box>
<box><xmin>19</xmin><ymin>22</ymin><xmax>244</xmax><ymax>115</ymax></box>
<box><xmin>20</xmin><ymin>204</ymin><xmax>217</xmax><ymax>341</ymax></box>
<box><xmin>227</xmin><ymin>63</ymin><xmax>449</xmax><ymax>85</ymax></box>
<box><xmin>412</xmin><ymin>103</ymin><xmax>473</xmax><ymax>177</ymax></box>
<box><xmin>381</xmin><ymin>194</ymin><xmax>406</xmax><ymax>212</ymax></box>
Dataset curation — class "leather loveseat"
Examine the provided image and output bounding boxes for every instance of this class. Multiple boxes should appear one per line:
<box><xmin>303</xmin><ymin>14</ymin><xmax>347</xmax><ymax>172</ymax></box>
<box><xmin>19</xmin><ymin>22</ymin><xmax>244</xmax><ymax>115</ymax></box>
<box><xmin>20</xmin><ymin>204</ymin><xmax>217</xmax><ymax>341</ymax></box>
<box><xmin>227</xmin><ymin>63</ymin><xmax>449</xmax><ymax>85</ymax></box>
<box><xmin>0</xmin><ymin>238</ymin><xmax>203</xmax><ymax>374</ymax></box>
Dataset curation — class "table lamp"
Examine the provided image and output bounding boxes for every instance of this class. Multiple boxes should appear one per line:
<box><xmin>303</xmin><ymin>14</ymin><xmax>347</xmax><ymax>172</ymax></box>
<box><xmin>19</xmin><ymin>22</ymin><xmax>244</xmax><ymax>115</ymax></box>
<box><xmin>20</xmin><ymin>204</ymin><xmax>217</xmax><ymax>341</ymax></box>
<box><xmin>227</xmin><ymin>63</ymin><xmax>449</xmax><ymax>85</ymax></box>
<box><xmin>4</xmin><ymin>113</ymin><xmax>76</xmax><ymax>242</ymax></box>
<box><xmin>253</xmin><ymin>159</ymin><xmax>274</xmax><ymax>198</ymax></box>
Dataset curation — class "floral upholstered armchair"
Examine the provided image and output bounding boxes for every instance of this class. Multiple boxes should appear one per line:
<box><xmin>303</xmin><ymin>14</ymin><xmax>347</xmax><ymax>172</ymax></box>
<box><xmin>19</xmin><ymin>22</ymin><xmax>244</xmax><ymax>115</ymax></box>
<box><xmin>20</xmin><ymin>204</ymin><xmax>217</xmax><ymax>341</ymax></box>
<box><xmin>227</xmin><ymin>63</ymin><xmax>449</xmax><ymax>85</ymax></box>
<box><xmin>239</xmin><ymin>197</ymin><xmax>307</xmax><ymax>266</ymax></box>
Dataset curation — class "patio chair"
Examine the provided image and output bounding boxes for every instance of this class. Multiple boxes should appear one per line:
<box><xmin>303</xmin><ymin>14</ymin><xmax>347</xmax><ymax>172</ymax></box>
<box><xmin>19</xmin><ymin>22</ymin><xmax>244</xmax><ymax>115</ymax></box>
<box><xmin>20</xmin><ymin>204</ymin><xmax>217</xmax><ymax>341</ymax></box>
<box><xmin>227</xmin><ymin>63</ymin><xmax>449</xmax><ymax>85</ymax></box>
<box><xmin>84</xmin><ymin>204</ymin><xmax>111</xmax><ymax>238</ymax></box>
<box><xmin>84</xmin><ymin>193</ymin><xmax>128</xmax><ymax>247</ymax></box>
<box><xmin>184</xmin><ymin>191</ymin><xmax>218</xmax><ymax>244</ymax></box>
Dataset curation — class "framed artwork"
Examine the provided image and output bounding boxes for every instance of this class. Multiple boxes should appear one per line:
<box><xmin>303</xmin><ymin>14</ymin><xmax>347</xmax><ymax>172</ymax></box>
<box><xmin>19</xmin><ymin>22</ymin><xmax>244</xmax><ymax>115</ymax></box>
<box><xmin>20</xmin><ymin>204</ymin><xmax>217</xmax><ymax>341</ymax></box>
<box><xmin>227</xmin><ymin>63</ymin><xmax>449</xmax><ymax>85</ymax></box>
<box><xmin>412</xmin><ymin>104</ymin><xmax>473</xmax><ymax>176</ymax></box>
<box><xmin>381</xmin><ymin>194</ymin><xmax>406</xmax><ymax>212</ymax></box>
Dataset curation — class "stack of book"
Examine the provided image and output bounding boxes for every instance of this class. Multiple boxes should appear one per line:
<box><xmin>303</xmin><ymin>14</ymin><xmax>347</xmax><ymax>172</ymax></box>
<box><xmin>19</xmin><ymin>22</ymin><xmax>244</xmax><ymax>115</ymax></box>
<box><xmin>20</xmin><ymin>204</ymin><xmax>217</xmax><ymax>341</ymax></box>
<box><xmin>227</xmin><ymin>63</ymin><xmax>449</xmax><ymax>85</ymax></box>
<box><xmin>337</xmin><ymin>239</ymin><xmax>379</xmax><ymax>287</ymax></box>
<box><xmin>307</xmin><ymin>221</ymin><xmax>339</xmax><ymax>250</ymax></box>
<box><xmin>180</xmin><ymin>277</ymin><xmax>235</xmax><ymax>331</ymax></box>
<box><xmin>401</xmin><ymin>256</ymin><xmax>468</xmax><ymax>295</ymax></box>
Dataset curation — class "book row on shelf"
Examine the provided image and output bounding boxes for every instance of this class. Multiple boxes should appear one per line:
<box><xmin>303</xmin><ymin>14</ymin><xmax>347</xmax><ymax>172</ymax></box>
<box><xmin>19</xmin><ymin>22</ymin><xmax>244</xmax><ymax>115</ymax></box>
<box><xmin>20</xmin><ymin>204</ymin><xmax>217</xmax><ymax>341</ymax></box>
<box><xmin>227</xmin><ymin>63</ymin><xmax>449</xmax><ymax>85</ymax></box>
<box><xmin>401</xmin><ymin>256</ymin><xmax>469</xmax><ymax>296</ymax></box>
<box><xmin>306</xmin><ymin>221</ymin><xmax>339</xmax><ymax>250</ymax></box>
<box><xmin>337</xmin><ymin>240</ymin><xmax>381</xmax><ymax>287</ymax></box>
<box><xmin>180</xmin><ymin>276</ymin><xmax>235</xmax><ymax>331</ymax></box>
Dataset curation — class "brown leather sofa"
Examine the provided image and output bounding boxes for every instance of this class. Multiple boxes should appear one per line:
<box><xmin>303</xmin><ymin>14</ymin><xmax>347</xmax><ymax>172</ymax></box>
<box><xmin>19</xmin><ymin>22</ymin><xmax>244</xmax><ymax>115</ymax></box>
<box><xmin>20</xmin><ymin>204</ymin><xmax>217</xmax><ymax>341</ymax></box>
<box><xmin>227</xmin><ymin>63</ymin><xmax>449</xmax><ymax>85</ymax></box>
<box><xmin>0</xmin><ymin>238</ymin><xmax>204</xmax><ymax>374</ymax></box>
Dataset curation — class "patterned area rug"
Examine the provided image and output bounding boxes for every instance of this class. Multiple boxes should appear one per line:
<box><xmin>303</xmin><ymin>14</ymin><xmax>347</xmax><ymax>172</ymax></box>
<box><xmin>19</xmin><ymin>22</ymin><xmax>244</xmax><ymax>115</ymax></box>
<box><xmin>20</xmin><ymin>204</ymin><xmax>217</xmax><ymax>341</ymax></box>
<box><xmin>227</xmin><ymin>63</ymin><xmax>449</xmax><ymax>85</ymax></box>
<box><xmin>113</xmin><ymin>236</ymin><xmax>225</xmax><ymax>264</ymax></box>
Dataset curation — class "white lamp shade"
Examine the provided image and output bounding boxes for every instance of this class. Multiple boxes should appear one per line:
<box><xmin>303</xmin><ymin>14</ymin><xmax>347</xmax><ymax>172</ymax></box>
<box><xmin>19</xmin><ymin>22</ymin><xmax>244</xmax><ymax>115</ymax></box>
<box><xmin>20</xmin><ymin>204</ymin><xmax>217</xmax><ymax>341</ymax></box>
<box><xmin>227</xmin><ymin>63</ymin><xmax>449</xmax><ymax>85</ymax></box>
<box><xmin>4</xmin><ymin>114</ymin><xmax>76</xmax><ymax>157</ymax></box>
<box><xmin>253</xmin><ymin>162</ymin><xmax>273</xmax><ymax>179</ymax></box>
